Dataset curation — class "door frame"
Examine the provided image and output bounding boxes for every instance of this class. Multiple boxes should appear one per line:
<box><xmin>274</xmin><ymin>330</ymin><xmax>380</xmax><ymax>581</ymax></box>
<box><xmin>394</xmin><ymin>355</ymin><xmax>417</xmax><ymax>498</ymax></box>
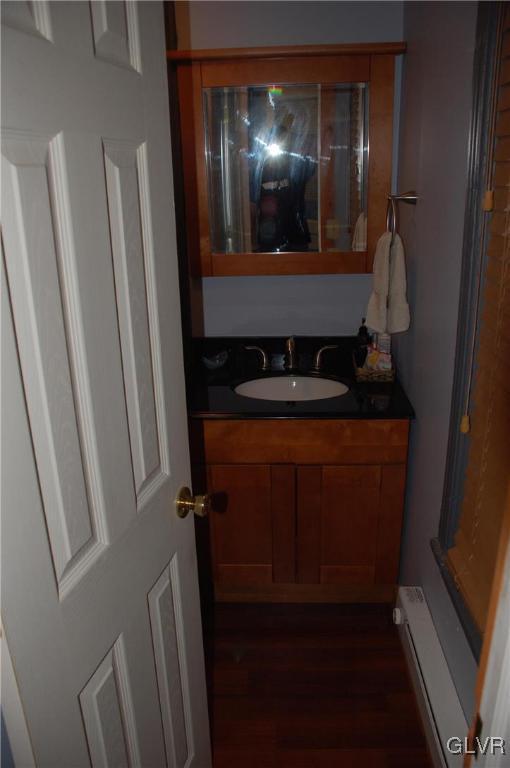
<box><xmin>464</xmin><ymin>486</ymin><xmax>510</xmax><ymax>766</ymax></box>
<box><xmin>1</xmin><ymin>620</ymin><xmax>36</xmax><ymax>767</ymax></box>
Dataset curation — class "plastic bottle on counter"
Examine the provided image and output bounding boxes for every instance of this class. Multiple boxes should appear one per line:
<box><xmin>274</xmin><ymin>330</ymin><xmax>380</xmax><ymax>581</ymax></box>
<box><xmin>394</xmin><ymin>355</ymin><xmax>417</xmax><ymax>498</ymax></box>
<box><xmin>377</xmin><ymin>333</ymin><xmax>391</xmax><ymax>355</ymax></box>
<box><xmin>354</xmin><ymin>318</ymin><xmax>371</xmax><ymax>367</ymax></box>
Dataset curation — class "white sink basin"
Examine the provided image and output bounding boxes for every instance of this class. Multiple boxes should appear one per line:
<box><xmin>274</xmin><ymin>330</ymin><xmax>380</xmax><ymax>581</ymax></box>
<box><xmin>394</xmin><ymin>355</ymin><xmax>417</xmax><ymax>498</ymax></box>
<box><xmin>234</xmin><ymin>376</ymin><xmax>348</xmax><ymax>402</ymax></box>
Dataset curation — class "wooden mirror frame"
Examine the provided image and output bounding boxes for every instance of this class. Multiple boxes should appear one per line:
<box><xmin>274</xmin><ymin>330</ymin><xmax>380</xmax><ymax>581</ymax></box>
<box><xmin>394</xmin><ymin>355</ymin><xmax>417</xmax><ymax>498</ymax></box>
<box><xmin>168</xmin><ymin>43</ymin><xmax>406</xmax><ymax>276</ymax></box>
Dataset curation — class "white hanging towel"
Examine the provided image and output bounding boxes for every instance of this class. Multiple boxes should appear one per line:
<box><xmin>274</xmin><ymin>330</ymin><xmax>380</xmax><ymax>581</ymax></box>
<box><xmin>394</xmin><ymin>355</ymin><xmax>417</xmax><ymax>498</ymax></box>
<box><xmin>366</xmin><ymin>231</ymin><xmax>391</xmax><ymax>333</ymax></box>
<box><xmin>352</xmin><ymin>211</ymin><xmax>367</xmax><ymax>251</ymax></box>
<box><xmin>387</xmin><ymin>233</ymin><xmax>410</xmax><ymax>333</ymax></box>
<box><xmin>366</xmin><ymin>232</ymin><xmax>410</xmax><ymax>334</ymax></box>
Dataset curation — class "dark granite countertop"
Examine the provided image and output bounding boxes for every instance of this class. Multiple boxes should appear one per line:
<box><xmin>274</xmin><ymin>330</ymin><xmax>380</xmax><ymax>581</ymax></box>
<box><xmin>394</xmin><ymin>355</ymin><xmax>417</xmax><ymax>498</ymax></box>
<box><xmin>188</xmin><ymin>336</ymin><xmax>415</xmax><ymax>420</ymax></box>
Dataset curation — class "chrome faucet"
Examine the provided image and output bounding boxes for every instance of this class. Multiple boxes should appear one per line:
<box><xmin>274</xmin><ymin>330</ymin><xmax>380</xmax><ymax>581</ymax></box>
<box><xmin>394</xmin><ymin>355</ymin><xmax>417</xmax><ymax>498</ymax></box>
<box><xmin>312</xmin><ymin>344</ymin><xmax>338</xmax><ymax>372</ymax></box>
<box><xmin>284</xmin><ymin>336</ymin><xmax>297</xmax><ymax>371</ymax></box>
<box><xmin>245</xmin><ymin>345</ymin><xmax>270</xmax><ymax>371</ymax></box>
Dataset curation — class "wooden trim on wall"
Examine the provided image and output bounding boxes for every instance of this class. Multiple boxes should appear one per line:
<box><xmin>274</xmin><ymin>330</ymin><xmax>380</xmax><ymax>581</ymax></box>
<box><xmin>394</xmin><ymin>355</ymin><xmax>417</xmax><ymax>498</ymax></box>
<box><xmin>210</xmin><ymin>250</ymin><xmax>367</xmax><ymax>276</ymax></box>
<box><xmin>167</xmin><ymin>42</ymin><xmax>407</xmax><ymax>62</ymax></box>
<box><xmin>320</xmin><ymin>85</ymin><xmax>338</xmax><ymax>251</ymax></box>
<box><xmin>166</xmin><ymin>57</ymin><xmax>205</xmax><ymax>343</ymax></box>
<box><xmin>474</xmin><ymin>482</ymin><xmax>510</xmax><ymax>732</ymax></box>
<box><xmin>177</xmin><ymin>61</ymin><xmax>212</xmax><ymax>276</ymax></box>
<box><xmin>200</xmin><ymin>55</ymin><xmax>370</xmax><ymax>88</ymax></box>
<box><xmin>367</xmin><ymin>55</ymin><xmax>395</xmax><ymax>270</ymax></box>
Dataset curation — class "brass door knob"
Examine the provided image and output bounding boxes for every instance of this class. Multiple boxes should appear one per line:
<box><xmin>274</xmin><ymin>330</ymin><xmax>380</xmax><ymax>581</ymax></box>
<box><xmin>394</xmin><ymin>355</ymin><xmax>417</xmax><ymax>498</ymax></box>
<box><xmin>175</xmin><ymin>486</ymin><xmax>210</xmax><ymax>519</ymax></box>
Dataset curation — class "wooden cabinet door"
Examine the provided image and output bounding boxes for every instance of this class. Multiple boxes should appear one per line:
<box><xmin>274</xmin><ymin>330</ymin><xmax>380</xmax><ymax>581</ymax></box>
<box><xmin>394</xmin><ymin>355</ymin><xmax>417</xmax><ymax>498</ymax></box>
<box><xmin>297</xmin><ymin>464</ymin><xmax>406</xmax><ymax>586</ymax></box>
<box><xmin>321</xmin><ymin>465</ymin><xmax>382</xmax><ymax>584</ymax></box>
<box><xmin>208</xmin><ymin>464</ymin><xmax>295</xmax><ymax>587</ymax></box>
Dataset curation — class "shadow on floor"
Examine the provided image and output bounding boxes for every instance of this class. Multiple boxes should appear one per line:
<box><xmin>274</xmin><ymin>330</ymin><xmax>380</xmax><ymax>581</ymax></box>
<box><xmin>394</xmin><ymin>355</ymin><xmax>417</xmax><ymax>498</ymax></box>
<box><xmin>203</xmin><ymin>602</ymin><xmax>432</xmax><ymax>768</ymax></box>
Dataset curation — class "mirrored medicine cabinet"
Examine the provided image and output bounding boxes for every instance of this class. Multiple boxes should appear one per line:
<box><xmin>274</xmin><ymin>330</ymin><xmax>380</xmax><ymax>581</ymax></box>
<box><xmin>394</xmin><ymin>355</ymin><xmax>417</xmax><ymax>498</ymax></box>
<box><xmin>168</xmin><ymin>43</ymin><xmax>405</xmax><ymax>276</ymax></box>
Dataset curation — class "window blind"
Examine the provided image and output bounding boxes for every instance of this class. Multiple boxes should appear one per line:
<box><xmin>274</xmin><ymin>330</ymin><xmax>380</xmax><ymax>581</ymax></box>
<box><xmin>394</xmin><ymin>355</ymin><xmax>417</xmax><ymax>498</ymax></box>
<box><xmin>446</xmin><ymin>8</ymin><xmax>510</xmax><ymax>633</ymax></box>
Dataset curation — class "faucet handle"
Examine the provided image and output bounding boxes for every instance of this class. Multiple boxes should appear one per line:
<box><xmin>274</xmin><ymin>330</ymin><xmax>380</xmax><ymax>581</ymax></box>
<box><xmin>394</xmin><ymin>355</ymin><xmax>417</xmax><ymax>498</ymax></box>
<box><xmin>284</xmin><ymin>336</ymin><xmax>297</xmax><ymax>371</ymax></box>
<box><xmin>312</xmin><ymin>344</ymin><xmax>338</xmax><ymax>372</ymax></box>
<box><xmin>245</xmin><ymin>345</ymin><xmax>270</xmax><ymax>371</ymax></box>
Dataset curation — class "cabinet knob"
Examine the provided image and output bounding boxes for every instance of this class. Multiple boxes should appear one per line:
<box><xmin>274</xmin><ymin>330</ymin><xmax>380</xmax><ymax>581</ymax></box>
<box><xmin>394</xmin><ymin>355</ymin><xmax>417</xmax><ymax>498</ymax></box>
<box><xmin>175</xmin><ymin>487</ymin><xmax>210</xmax><ymax>519</ymax></box>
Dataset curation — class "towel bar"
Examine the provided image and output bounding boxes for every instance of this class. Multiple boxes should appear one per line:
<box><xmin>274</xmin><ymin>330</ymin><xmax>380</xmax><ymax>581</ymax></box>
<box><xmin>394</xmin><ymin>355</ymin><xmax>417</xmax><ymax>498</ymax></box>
<box><xmin>386</xmin><ymin>191</ymin><xmax>418</xmax><ymax>236</ymax></box>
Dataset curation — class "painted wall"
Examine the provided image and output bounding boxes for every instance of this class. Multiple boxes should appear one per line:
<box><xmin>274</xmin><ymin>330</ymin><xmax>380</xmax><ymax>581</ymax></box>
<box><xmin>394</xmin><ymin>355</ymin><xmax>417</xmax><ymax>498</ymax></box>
<box><xmin>394</xmin><ymin>1</ymin><xmax>478</xmax><ymax>719</ymax></box>
<box><xmin>176</xmin><ymin>0</ymin><xmax>404</xmax><ymax>336</ymax></box>
<box><xmin>201</xmin><ymin>274</ymin><xmax>372</xmax><ymax>336</ymax></box>
<box><xmin>179</xmin><ymin>1</ymin><xmax>404</xmax><ymax>49</ymax></box>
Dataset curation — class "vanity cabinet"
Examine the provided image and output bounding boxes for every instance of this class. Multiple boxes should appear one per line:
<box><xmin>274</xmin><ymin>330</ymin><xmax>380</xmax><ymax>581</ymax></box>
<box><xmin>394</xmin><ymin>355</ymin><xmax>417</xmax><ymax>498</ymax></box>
<box><xmin>196</xmin><ymin>418</ymin><xmax>409</xmax><ymax>602</ymax></box>
<box><xmin>168</xmin><ymin>43</ymin><xmax>406</xmax><ymax>277</ymax></box>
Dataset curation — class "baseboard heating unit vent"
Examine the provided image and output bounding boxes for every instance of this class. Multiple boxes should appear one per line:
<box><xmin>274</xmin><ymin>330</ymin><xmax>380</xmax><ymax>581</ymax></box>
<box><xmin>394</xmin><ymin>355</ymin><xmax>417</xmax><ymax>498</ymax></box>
<box><xmin>395</xmin><ymin>586</ymin><xmax>468</xmax><ymax>768</ymax></box>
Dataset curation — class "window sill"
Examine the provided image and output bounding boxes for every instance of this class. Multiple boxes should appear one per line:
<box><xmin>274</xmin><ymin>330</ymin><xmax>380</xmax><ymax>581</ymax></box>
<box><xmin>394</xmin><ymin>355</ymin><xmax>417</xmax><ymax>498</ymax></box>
<box><xmin>430</xmin><ymin>538</ymin><xmax>482</xmax><ymax>660</ymax></box>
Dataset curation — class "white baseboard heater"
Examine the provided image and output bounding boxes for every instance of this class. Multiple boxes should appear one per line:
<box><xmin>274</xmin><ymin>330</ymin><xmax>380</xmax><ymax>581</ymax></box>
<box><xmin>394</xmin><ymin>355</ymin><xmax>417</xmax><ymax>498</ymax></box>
<box><xmin>395</xmin><ymin>586</ymin><xmax>469</xmax><ymax>768</ymax></box>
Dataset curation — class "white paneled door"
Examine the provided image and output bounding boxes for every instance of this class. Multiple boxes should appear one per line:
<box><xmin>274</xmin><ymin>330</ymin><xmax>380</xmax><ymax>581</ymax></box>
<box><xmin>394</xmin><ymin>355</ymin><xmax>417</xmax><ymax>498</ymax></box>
<box><xmin>1</xmin><ymin>2</ymin><xmax>211</xmax><ymax>766</ymax></box>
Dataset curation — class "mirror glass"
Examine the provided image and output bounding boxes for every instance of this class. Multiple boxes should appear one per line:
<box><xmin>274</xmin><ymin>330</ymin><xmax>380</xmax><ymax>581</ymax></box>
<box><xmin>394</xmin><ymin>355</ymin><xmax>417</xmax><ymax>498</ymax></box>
<box><xmin>203</xmin><ymin>82</ymin><xmax>368</xmax><ymax>254</ymax></box>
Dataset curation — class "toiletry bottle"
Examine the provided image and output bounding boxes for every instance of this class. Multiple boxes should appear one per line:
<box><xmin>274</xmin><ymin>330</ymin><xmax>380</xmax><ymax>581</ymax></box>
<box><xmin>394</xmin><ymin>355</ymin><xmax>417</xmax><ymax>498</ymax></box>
<box><xmin>354</xmin><ymin>318</ymin><xmax>370</xmax><ymax>367</ymax></box>
<box><xmin>378</xmin><ymin>332</ymin><xmax>391</xmax><ymax>355</ymax></box>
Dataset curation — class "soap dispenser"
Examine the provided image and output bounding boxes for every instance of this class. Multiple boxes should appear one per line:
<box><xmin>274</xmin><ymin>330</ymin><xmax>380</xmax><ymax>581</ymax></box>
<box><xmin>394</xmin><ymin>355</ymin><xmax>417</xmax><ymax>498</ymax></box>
<box><xmin>354</xmin><ymin>318</ymin><xmax>371</xmax><ymax>367</ymax></box>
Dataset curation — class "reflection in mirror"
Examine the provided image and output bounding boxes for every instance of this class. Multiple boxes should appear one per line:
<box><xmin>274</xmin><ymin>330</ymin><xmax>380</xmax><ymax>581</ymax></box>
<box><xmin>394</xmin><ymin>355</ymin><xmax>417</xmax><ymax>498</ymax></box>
<box><xmin>203</xmin><ymin>82</ymin><xmax>368</xmax><ymax>255</ymax></box>
<box><xmin>321</xmin><ymin>84</ymin><xmax>369</xmax><ymax>252</ymax></box>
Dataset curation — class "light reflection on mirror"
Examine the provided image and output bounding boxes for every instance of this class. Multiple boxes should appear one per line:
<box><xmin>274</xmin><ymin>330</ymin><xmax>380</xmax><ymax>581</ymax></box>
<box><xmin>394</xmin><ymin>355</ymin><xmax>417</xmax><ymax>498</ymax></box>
<box><xmin>203</xmin><ymin>82</ymin><xmax>368</xmax><ymax>254</ymax></box>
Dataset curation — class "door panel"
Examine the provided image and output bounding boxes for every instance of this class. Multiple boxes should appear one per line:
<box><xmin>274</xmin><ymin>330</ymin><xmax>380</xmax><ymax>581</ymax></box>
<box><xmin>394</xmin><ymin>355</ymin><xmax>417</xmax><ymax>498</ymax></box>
<box><xmin>2</xmin><ymin>131</ymin><xmax>105</xmax><ymax>589</ymax></box>
<box><xmin>3</xmin><ymin>261</ymin><xmax>94</xmax><ymax>764</ymax></box>
<box><xmin>1</xmin><ymin>3</ymin><xmax>211</xmax><ymax>765</ymax></box>
<box><xmin>1</xmin><ymin>0</ymin><xmax>52</xmax><ymax>41</ymax></box>
<box><xmin>297</xmin><ymin>465</ymin><xmax>385</xmax><ymax>587</ymax></box>
<box><xmin>103</xmin><ymin>138</ymin><xmax>163</xmax><ymax>499</ymax></box>
<box><xmin>90</xmin><ymin>1</ymin><xmax>139</xmax><ymax>71</ymax></box>
<box><xmin>79</xmin><ymin>637</ymin><xmax>140</xmax><ymax>768</ymax></box>
<box><xmin>320</xmin><ymin>465</ymin><xmax>381</xmax><ymax>584</ymax></box>
<box><xmin>148</xmin><ymin>557</ymin><xmax>191</xmax><ymax>768</ymax></box>
<box><xmin>209</xmin><ymin>464</ymin><xmax>273</xmax><ymax>585</ymax></box>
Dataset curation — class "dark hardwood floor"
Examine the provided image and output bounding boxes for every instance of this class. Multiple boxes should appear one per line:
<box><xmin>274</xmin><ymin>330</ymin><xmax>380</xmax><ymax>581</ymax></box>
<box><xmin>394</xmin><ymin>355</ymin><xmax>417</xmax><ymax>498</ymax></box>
<box><xmin>204</xmin><ymin>603</ymin><xmax>432</xmax><ymax>767</ymax></box>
